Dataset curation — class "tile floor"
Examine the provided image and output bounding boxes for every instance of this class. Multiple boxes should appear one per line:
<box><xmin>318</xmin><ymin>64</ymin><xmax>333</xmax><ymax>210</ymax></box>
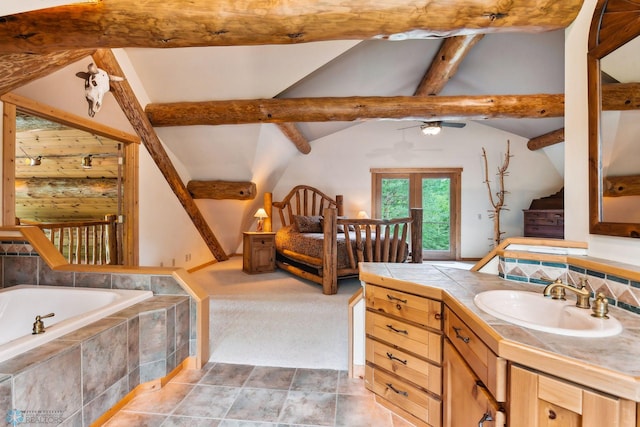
<box><xmin>103</xmin><ymin>362</ymin><xmax>415</xmax><ymax>427</ymax></box>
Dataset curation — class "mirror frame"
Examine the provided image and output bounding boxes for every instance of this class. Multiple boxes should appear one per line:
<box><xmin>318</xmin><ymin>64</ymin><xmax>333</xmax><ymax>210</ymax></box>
<box><xmin>588</xmin><ymin>0</ymin><xmax>640</xmax><ymax>238</ymax></box>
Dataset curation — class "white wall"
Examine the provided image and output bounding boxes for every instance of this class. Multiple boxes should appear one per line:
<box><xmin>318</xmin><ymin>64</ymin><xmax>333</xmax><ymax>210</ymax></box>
<box><xmin>565</xmin><ymin>0</ymin><xmax>640</xmax><ymax>265</ymax></box>
<box><xmin>272</xmin><ymin>119</ymin><xmax>563</xmax><ymax>259</ymax></box>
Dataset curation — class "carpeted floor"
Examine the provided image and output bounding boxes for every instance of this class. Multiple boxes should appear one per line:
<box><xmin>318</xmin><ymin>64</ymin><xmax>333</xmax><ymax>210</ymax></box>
<box><xmin>191</xmin><ymin>257</ymin><xmax>361</xmax><ymax>370</ymax></box>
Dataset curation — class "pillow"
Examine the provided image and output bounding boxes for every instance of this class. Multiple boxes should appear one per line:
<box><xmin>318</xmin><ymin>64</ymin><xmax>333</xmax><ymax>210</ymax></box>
<box><xmin>293</xmin><ymin>215</ymin><xmax>323</xmax><ymax>233</ymax></box>
<box><xmin>323</xmin><ymin>216</ymin><xmax>356</xmax><ymax>233</ymax></box>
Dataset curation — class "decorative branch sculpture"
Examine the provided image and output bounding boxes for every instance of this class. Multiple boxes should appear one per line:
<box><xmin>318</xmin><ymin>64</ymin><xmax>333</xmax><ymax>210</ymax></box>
<box><xmin>482</xmin><ymin>140</ymin><xmax>512</xmax><ymax>247</ymax></box>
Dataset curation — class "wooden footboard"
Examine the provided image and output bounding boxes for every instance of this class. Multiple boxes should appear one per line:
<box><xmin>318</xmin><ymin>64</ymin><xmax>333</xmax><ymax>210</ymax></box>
<box><xmin>321</xmin><ymin>207</ymin><xmax>422</xmax><ymax>295</ymax></box>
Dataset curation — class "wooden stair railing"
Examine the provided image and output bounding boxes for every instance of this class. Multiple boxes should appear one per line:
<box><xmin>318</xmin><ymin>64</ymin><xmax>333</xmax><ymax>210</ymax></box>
<box><xmin>17</xmin><ymin>215</ymin><xmax>120</xmax><ymax>265</ymax></box>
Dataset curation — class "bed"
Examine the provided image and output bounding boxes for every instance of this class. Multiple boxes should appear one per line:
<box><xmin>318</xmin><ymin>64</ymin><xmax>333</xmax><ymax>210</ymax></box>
<box><xmin>266</xmin><ymin>185</ymin><xmax>423</xmax><ymax>295</ymax></box>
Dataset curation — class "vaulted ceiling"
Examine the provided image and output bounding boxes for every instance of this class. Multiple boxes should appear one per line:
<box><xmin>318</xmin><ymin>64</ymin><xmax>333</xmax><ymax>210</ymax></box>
<box><xmin>0</xmin><ymin>0</ymin><xmax>585</xmax><ymax>260</ymax></box>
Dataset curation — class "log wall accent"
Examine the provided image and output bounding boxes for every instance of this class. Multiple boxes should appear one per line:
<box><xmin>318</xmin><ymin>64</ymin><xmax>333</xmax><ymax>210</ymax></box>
<box><xmin>603</xmin><ymin>175</ymin><xmax>640</xmax><ymax>197</ymax></box>
<box><xmin>92</xmin><ymin>49</ymin><xmax>229</xmax><ymax>262</ymax></box>
<box><xmin>0</xmin><ymin>0</ymin><xmax>584</xmax><ymax>54</ymax></box>
<box><xmin>146</xmin><ymin>94</ymin><xmax>564</xmax><ymax>126</ymax></box>
<box><xmin>187</xmin><ymin>180</ymin><xmax>256</xmax><ymax>200</ymax></box>
<box><xmin>602</xmin><ymin>82</ymin><xmax>640</xmax><ymax>111</ymax></box>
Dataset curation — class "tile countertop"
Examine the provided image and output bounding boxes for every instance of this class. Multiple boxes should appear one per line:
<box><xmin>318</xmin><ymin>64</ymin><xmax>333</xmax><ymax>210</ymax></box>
<box><xmin>359</xmin><ymin>262</ymin><xmax>640</xmax><ymax>402</ymax></box>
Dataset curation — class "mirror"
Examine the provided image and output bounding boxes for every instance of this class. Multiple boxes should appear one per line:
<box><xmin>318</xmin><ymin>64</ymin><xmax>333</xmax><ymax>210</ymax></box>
<box><xmin>588</xmin><ymin>0</ymin><xmax>640</xmax><ymax>237</ymax></box>
<box><xmin>1</xmin><ymin>94</ymin><xmax>139</xmax><ymax>264</ymax></box>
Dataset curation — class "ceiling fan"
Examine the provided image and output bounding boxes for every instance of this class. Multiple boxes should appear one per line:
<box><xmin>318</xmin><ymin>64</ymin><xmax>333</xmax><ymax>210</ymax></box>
<box><xmin>398</xmin><ymin>121</ymin><xmax>466</xmax><ymax>136</ymax></box>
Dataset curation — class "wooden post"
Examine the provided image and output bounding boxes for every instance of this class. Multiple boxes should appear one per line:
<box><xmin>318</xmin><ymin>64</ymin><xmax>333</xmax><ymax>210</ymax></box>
<box><xmin>264</xmin><ymin>192</ymin><xmax>273</xmax><ymax>232</ymax></box>
<box><xmin>411</xmin><ymin>208</ymin><xmax>423</xmax><ymax>263</ymax></box>
<box><xmin>336</xmin><ymin>195</ymin><xmax>344</xmax><ymax>217</ymax></box>
<box><xmin>322</xmin><ymin>207</ymin><xmax>338</xmax><ymax>295</ymax></box>
<box><xmin>106</xmin><ymin>214</ymin><xmax>118</xmax><ymax>265</ymax></box>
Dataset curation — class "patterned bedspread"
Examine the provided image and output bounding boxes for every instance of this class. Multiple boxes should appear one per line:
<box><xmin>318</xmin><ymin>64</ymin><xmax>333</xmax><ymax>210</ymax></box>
<box><xmin>275</xmin><ymin>226</ymin><xmax>354</xmax><ymax>269</ymax></box>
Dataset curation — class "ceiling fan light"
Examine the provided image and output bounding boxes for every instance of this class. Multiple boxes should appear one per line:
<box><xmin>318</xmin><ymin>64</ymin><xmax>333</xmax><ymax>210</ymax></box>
<box><xmin>420</xmin><ymin>122</ymin><xmax>442</xmax><ymax>136</ymax></box>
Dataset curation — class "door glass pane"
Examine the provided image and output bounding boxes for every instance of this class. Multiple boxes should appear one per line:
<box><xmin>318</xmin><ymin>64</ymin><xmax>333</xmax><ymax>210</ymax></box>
<box><xmin>381</xmin><ymin>178</ymin><xmax>409</xmax><ymax>219</ymax></box>
<box><xmin>422</xmin><ymin>177</ymin><xmax>451</xmax><ymax>251</ymax></box>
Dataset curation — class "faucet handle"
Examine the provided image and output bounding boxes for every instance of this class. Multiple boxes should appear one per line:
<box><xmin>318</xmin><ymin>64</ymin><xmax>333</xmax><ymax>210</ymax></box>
<box><xmin>577</xmin><ymin>277</ymin><xmax>589</xmax><ymax>289</ymax></box>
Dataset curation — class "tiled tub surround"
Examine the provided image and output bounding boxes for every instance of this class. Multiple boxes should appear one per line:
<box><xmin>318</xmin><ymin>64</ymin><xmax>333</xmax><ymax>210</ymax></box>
<box><xmin>0</xmin><ymin>295</ymin><xmax>190</xmax><ymax>426</ymax></box>
<box><xmin>0</xmin><ymin>248</ymin><xmax>196</xmax><ymax>353</ymax></box>
<box><xmin>0</xmin><ymin>241</ymin><xmax>197</xmax><ymax>426</ymax></box>
<box><xmin>499</xmin><ymin>256</ymin><xmax>640</xmax><ymax>316</ymax></box>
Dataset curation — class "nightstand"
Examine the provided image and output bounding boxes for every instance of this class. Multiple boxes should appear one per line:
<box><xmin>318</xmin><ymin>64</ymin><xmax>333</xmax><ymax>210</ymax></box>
<box><xmin>242</xmin><ymin>232</ymin><xmax>276</xmax><ymax>274</ymax></box>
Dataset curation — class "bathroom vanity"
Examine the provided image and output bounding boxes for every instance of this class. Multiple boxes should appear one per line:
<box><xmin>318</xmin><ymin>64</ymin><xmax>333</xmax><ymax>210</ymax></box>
<box><xmin>360</xmin><ymin>262</ymin><xmax>640</xmax><ymax>427</ymax></box>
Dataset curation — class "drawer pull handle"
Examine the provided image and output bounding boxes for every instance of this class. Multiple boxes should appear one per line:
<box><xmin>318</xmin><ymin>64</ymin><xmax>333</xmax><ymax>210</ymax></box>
<box><xmin>434</xmin><ymin>313</ymin><xmax>442</xmax><ymax>320</ymax></box>
<box><xmin>386</xmin><ymin>352</ymin><xmax>407</xmax><ymax>365</ymax></box>
<box><xmin>453</xmin><ymin>326</ymin><xmax>470</xmax><ymax>343</ymax></box>
<box><xmin>385</xmin><ymin>382</ymin><xmax>408</xmax><ymax>397</ymax></box>
<box><xmin>386</xmin><ymin>324</ymin><xmax>408</xmax><ymax>335</ymax></box>
<box><xmin>478</xmin><ymin>412</ymin><xmax>494</xmax><ymax>427</ymax></box>
<box><xmin>387</xmin><ymin>294</ymin><xmax>407</xmax><ymax>304</ymax></box>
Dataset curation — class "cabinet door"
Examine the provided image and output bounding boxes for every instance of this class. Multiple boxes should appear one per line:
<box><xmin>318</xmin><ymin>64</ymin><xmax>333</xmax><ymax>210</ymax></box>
<box><xmin>443</xmin><ymin>340</ymin><xmax>504</xmax><ymax>427</ymax></box>
<box><xmin>509</xmin><ymin>364</ymin><xmax>636</xmax><ymax>427</ymax></box>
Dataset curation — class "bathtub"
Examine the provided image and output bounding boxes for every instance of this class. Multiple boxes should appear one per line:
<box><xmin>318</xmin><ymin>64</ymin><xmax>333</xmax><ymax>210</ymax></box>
<box><xmin>0</xmin><ymin>285</ymin><xmax>153</xmax><ymax>363</ymax></box>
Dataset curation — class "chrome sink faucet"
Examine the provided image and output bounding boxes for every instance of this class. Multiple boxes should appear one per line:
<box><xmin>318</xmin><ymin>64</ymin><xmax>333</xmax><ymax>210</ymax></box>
<box><xmin>543</xmin><ymin>278</ymin><xmax>591</xmax><ymax>309</ymax></box>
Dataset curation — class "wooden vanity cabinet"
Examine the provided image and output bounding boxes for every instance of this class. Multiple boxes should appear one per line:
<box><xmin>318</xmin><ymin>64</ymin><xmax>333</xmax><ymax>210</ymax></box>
<box><xmin>443</xmin><ymin>307</ymin><xmax>506</xmax><ymax>426</ymax></box>
<box><xmin>443</xmin><ymin>340</ymin><xmax>505</xmax><ymax>427</ymax></box>
<box><xmin>509</xmin><ymin>364</ymin><xmax>636</xmax><ymax>427</ymax></box>
<box><xmin>364</xmin><ymin>284</ymin><xmax>444</xmax><ymax>427</ymax></box>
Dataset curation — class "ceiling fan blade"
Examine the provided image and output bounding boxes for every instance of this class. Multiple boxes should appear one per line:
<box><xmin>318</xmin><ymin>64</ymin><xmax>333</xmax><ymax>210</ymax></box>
<box><xmin>441</xmin><ymin>122</ymin><xmax>466</xmax><ymax>128</ymax></box>
<box><xmin>397</xmin><ymin>124</ymin><xmax>420</xmax><ymax>130</ymax></box>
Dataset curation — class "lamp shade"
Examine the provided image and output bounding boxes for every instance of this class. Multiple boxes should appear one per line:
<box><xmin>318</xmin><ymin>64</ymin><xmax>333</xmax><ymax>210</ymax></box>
<box><xmin>356</xmin><ymin>210</ymin><xmax>370</xmax><ymax>219</ymax></box>
<box><xmin>254</xmin><ymin>208</ymin><xmax>268</xmax><ymax>219</ymax></box>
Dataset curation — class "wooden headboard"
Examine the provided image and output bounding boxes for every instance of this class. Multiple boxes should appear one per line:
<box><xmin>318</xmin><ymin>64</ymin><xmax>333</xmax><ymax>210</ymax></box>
<box><xmin>271</xmin><ymin>185</ymin><xmax>344</xmax><ymax>227</ymax></box>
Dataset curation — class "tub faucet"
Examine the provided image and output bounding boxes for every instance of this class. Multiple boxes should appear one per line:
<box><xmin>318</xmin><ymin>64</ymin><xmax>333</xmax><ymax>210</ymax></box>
<box><xmin>32</xmin><ymin>313</ymin><xmax>55</xmax><ymax>335</ymax></box>
<box><xmin>543</xmin><ymin>278</ymin><xmax>591</xmax><ymax>309</ymax></box>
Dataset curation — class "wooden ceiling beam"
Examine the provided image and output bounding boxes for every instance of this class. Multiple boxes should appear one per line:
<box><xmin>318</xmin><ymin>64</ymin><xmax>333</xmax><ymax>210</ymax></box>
<box><xmin>602</xmin><ymin>82</ymin><xmax>640</xmax><ymax>110</ymax></box>
<box><xmin>414</xmin><ymin>35</ymin><xmax>485</xmax><ymax>96</ymax></box>
<box><xmin>146</xmin><ymin>94</ymin><xmax>564</xmax><ymax>126</ymax></box>
<box><xmin>276</xmin><ymin>123</ymin><xmax>312</xmax><ymax>155</ymax></box>
<box><xmin>0</xmin><ymin>0</ymin><xmax>584</xmax><ymax>54</ymax></box>
<box><xmin>527</xmin><ymin>127</ymin><xmax>565</xmax><ymax>150</ymax></box>
<box><xmin>526</xmin><ymin>81</ymin><xmax>640</xmax><ymax>144</ymax></box>
<box><xmin>0</xmin><ymin>50</ymin><xmax>94</xmax><ymax>95</ymax></box>
<box><xmin>91</xmin><ymin>49</ymin><xmax>229</xmax><ymax>262</ymax></box>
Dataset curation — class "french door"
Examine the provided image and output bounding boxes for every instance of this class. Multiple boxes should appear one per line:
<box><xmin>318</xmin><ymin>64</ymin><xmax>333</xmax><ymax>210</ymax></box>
<box><xmin>372</xmin><ymin>168</ymin><xmax>461</xmax><ymax>260</ymax></box>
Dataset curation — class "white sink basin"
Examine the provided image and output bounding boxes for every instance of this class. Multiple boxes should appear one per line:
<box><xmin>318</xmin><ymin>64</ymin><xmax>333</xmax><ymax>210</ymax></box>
<box><xmin>473</xmin><ymin>290</ymin><xmax>622</xmax><ymax>337</ymax></box>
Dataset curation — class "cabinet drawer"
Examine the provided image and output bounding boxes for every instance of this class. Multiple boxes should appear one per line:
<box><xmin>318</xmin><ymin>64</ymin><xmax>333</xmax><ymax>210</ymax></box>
<box><xmin>524</xmin><ymin>224</ymin><xmax>564</xmax><ymax>238</ymax></box>
<box><xmin>444</xmin><ymin>307</ymin><xmax>505</xmax><ymax>401</ymax></box>
<box><xmin>250</xmin><ymin>235</ymin><xmax>274</xmax><ymax>247</ymax></box>
<box><xmin>366</xmin><ymin>311</ymin><xmax>442</xmax><ymax>364</ymax></box>
<box><xmin>366</xmin><ymin>338</ymin><xmax>442</xmax><ymax>396</ymax></box>
<box><xmin>525</xmin><ymin>215</ymin><xmax>560</xmax><ymax>226</ymax></box>
<box><xmin>366</xmin><ymin>365</ymin><xmax>442</xmax><ymax>427</ymax></box>
<box><xmin>366</xmin><ymin>284</ymin><xmax>442</xmax><ymax>330</ymax></box>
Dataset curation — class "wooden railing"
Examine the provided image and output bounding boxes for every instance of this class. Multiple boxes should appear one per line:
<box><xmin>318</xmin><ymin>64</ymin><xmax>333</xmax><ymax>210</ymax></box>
<box><xmin>17</xmin><ymin>215</ymin><xmax>120</xmax><ymax>265</ymax></box>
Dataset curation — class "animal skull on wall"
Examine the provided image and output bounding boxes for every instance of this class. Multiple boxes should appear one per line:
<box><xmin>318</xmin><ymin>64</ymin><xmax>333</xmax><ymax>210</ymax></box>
<box><xmin>75</xmin><ymin>63</ymin><xmax>124</xmax><ymax>117</ymax></box>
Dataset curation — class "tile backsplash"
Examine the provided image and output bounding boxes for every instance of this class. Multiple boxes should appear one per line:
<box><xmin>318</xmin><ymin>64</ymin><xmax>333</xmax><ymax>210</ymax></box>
<box><xmin>500</xmin><ymin>257</ymin><xmax>640</xmax><ymax>315</ymax></box>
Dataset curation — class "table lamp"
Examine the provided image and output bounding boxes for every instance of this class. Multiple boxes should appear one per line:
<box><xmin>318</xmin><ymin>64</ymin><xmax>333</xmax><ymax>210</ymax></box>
<box><xmin>254</xmin><ymin>208</ymin><xmax>268</xmax><ymax>231</ymax></box>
